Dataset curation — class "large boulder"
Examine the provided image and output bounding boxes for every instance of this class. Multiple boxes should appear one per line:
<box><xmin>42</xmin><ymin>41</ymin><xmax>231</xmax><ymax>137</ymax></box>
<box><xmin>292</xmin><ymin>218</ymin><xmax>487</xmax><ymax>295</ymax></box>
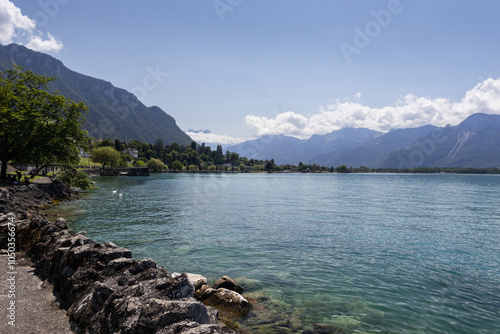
<box><xmin>173</xmin><ymin>272</ymin><xmax>208</xmax><ymax>291</ymax></box>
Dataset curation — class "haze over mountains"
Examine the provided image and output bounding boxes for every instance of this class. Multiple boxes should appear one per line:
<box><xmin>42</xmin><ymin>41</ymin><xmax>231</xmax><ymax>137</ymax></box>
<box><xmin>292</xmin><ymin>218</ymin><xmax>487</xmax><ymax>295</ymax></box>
<box><xmin>0</xmin><ymin>43</ymin><xmax>193</xmax><ymax>146</ymax></box>
<box><xmin>228</xmin><ymin>113</ymin><xmax>500</xmax><ymax>168</ymax></box>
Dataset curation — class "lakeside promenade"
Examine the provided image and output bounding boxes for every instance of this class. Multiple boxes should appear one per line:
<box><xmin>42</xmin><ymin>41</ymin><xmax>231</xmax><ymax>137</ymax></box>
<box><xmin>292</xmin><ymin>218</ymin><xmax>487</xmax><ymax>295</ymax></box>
<box><xmin>0</xmin><ymin>253</ymin><xmax>74</xmax><ymax>334</ymax></box>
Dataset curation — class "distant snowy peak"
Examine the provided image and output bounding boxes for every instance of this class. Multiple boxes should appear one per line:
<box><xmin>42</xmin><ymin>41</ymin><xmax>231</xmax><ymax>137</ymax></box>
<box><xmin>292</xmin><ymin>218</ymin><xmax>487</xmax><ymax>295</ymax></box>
<box><xmin>187</xmin><ymin>129</ymin><xmax>212</xmax><ymax>134</ymax></box>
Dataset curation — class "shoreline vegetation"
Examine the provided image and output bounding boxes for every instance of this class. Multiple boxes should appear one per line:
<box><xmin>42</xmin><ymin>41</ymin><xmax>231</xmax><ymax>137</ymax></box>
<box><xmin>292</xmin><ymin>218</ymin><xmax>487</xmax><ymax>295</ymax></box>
<box><xmin>75</xmin><ymin>135</ymin><xmax>500</xmax><ymax>176</ymax></box>
<box><xmin>78</xmin><ymin>137</ymin><xmax>500</xmax><ymax>175</ymax></box>
<box><xmin>85</xmin><ymin>165</ymin><xmax>500</xmax><ymax>175</ymax></box>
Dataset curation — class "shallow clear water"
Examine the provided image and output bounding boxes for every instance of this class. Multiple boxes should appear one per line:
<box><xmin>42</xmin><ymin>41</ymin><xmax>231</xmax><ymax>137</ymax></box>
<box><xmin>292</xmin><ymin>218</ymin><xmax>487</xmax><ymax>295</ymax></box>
<box><xmin>54</xmin><ymin>173</ymin><xmax>500</xmax><ymax>333</ymax></box>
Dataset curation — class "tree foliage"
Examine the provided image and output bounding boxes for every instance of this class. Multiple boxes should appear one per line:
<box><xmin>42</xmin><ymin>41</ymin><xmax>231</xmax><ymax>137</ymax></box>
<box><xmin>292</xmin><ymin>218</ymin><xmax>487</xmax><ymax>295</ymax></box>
<box><xmin>147</xmin><ymin>158</ymin><xmax>165</xmax><ymax>173</ymax></box>
<box><xmin>265</xmin><ymin>160</ymin><xmax>275</xmax><ymax>171</ymax></box>
<box><xmin>58</xmin><ymin>169</ymin><xmax>95</xmax><ymax>190</ymax></box>
<box><xmin>0</xmin><ymin>65</ymin><xmax>88</xmax><ymax>179</ymax></box>
<box><xmin>171</xmin><ymin>160</ymin><xmax>183</xmax><ymax>171</ymax></box>
<box><xmin>90</xmin><ymin>146</ymin><xmax>121</xmax><ymax>168</ymax></box>
<box><xmin>336</xmin><ymin>165</ymin><xmax>348</xmax><ymax>173</ymax></box>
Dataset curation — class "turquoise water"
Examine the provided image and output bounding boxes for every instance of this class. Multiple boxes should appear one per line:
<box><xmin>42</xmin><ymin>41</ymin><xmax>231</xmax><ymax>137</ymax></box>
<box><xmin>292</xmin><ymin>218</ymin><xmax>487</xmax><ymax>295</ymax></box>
<box><xmin>57</xmin><ymin>173</ymin><xmax>500</xmax><ymax>333</ymax></box>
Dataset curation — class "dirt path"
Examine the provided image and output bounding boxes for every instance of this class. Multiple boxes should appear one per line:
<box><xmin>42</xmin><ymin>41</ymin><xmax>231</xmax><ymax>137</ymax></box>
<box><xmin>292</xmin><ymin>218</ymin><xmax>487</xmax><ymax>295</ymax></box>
<box><xmin>0</xmin><ymin>253</ymin><xmax>74</xmax><ymax>334</ymax></box>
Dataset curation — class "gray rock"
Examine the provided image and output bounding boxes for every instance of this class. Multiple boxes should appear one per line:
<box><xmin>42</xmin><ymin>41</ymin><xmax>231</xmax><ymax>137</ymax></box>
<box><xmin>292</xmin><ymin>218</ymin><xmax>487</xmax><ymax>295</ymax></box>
<box><xmin>185</xmin><ymin>273</ymin><xmax>208</xmax><ymax>291</ymax></box>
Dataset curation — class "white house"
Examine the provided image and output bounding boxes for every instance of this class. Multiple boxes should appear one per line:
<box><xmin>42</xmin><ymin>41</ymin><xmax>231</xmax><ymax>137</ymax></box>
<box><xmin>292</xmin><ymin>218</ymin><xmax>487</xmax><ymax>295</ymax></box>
<box><xmin>123</xmin><ymin>148</ymin><xmax>139</xmax><ymax>158</ymax></box>
<box><xmin>78</xmin><ymin>148</ymin><xmax>91</xmax><ymax>158</ymax></box>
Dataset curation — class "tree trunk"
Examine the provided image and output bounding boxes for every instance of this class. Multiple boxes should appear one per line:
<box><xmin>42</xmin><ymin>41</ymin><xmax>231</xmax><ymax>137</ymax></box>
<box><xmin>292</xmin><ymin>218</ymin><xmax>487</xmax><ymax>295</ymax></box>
<box><xmin>0</xmin><ymin>160</ymin><xmax>7</xmax><ymax>180</ymax></box>
<box><xmin>30</xmin><ymin>164</ymin><xmax>49</xmax><ymax>179</ymax></box>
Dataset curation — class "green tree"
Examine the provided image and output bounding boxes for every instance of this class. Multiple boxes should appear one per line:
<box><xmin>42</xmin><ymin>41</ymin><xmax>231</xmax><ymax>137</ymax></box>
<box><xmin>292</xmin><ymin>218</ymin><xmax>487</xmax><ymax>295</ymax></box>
<box><xmin>146</xmin><ymin>149</ymin><xmax>155</xmax><ymax>160</ymax></box>
<box><xmin>239</xmin><ymin>163</ymin><xmax>246</xmax><ymax>172</ymax></box>
<box><xmin>265</xmin><ymin>160</ymin><xmax>275</xmax><ymax>172</ymax></box>
<box><xmin>230</xmin><ymin>152</ymin><xmax>240</xmax><ymax>165</ymax></box>
<box><xmin>154</xmin><ymin>139</ymin><xmax>164</xmax><ymax>157</ymax></box>
<box><xmin>147</xmin><ymin>158</ymin><xmax>165</xmax><ymax>173</ymax></box>
<box><xmin>190</xmin><ymin>141</ymin><xmax>197</xmax><ymax>151</ymax></box>
<box><xmin>168</xmin><ymin>142</ymin><xmax>181</xmax><ymax>153</ymax></box>
<box><xmin>171</xmin><ymin>160</ymin><xmax>183</xmax><ymax>171</ymax></box>
<box><xmin>0</xmin><ymin>66</ymin><xmax>88</xmax><ymax>180</ymax></box>
<box><xmin>99</xmin><ymin>138</ymin><xmax>114</xmax><ymax>147</ymax></box>
<box><xmin>336</xmin><ymin>165</ymin><xmax>348</xmax><ymax>173</ymax></box>
<box><xmin>198</xmin><ymin>143</ymin><xmax>206</xmax><ymax>154</ymax></box>
<box><xmin>127</xmin><ymin>140</ymin><xmax>143</xmax><ymax>150</ymax></box>
<box><xmin>114</xmin><ymin>139</ymin><xmax>125</xmax><ymax>152</ymax></box>
<box><xmin>184</xmin><ymin>147</ymin><xmax>200</xmax><ymax>165</ymax></box>
<box><xmin>90</xmin><ymin>146</ymin><xmax>121</xmax><ymax>168</ymax></box>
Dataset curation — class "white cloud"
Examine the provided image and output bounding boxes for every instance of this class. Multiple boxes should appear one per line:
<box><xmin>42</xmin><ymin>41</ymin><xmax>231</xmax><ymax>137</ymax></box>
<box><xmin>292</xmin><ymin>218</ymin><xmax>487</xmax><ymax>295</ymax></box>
<box><xmin>185</xmin><ymin>130</ymin><xmax>244</xmax><ymax>146</ymax></box>
<box><xmin>0</xmin><ymin>0</ymin><xmax>63</xmax><ymax>52</ymax></box>
<box><xmin>245</xmin><ymin>78</ymin><xmax>500</xmax><ymax>138</ymax></box>
<box><xmin>245</xmin><ymin>111</ymin><xmax>308</xmax><ymax>138</ymax></box>
<box><xmin>26</xmin><ymin>32</ymin><xmax>63</xmax><ymax>52</ymax></box>
<box><xmin>0</xmin><ymin>0</ymin><xmax>35</xmax><ymax>44</ymax></box>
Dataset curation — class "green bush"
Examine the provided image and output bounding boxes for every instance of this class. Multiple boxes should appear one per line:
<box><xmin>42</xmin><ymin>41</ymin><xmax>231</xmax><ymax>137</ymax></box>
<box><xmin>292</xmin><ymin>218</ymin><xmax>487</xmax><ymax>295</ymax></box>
<box><xmin>73</xmin><ymin>171</ymin><xmax>94</xmax><ymax>189</ymax></box>
<box><xmin>58</xmin><ymin>169</ymin><xmax>95</xmax><ymax>190</ymax></box>
<box><xmin>57</xmin><ymin>169</ymin><xmax>73</xmax><ymax>185</ymax></box>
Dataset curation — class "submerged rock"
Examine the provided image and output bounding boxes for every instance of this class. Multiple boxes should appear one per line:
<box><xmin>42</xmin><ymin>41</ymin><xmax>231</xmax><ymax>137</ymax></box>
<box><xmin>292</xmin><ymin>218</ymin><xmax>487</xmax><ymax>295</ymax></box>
<box><xmin>213</xmin><ymin>275</ymin><xmax>244</xmax><ymax>294</ymax></box>
<box><xmin>195</xmin><ymin>284</ymin><xmax>252</xmax><ymax>326</ymax></box>
<box><xmin>206</xmin><ymin>288</ymin><xmax>251</xmax><ymax>315</ymax></box>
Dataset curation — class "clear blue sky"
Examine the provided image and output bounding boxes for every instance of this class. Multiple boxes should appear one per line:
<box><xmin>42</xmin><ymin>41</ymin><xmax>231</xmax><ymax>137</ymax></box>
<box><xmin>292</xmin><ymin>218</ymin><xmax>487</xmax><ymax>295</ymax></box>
<box><xmin>3</xmin><ymin>0</ymin><xmax>500</xmax><ymax>144</ymax></box>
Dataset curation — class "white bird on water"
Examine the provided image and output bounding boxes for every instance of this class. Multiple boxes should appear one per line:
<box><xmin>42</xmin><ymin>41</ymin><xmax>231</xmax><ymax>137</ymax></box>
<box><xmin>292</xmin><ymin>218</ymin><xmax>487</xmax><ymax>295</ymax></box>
<box><xmin>112</xmin><ymin>190</ymin><xmax>117</xmax><ymax>194</ymax></box>
<box><xmin>119</xmin><ymin>193</ymin><xmax>123</xmax><ymax>197</ymax></box>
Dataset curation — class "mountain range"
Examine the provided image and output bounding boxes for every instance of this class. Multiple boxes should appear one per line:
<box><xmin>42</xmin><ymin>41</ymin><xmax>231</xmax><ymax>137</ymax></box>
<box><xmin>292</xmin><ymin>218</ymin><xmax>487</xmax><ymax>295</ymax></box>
<box><xmin>0</xmin><ymin>43</ymin><xmax>192</xmax><ymax>146</ymax></box>
<box><xmin>2</xmin><ymin>44</ymin><xmax>499</xmax><ymax>168</ymax></box>
<box><xmin>228</xmin><ymin>113</ymin><xmax>500</xmax><ymax>168</ymax></box>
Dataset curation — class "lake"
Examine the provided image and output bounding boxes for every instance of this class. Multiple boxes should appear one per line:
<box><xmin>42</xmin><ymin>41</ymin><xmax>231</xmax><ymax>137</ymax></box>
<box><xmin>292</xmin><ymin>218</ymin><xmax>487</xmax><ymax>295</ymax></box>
<box><xmin>52</xmin><ymin>173</ymin><xmax>500</xmax><ymax>333</ymax></box>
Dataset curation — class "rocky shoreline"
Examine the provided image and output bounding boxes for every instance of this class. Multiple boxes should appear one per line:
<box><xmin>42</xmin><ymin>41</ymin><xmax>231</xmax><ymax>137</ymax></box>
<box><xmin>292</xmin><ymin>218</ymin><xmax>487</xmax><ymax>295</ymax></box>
<box><xmin>0</xmin><ymin>181</ymin><xmax>79</xmax><ymax>219</ymax></box>
<box><xmin>0</xmin><ymin>183</ymin><xmax>243</xmax><ymax>333</ymax></box>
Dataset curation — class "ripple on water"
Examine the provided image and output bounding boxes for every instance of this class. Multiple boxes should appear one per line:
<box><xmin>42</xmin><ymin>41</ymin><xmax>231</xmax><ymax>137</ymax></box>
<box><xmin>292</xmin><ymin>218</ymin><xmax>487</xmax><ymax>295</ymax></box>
<box><xmin>60</xmin><ymin>173</ymin><xmax>500</xmax><ymax>334</ymax></box>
